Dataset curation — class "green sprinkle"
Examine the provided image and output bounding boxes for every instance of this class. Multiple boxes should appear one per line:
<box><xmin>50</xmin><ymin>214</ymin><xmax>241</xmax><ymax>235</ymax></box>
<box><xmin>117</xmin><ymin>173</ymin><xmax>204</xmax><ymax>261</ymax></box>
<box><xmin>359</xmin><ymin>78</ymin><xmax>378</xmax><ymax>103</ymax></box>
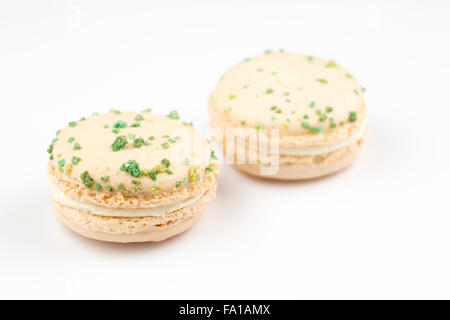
<box><xmin>257</xmin><ymin>68</ymin><xmax>263</xmax><ymax>72</ymax></box>
<box><xmin>131</xmin><ymin>179</ymin><xmax>141</xmax><ymax>185</ymax></box>
<box><xmin>307</xmin><ymin>56</ymin><xmax>313</xmax><ymax>63</ymax></box>
<box><xmin>167</xmin><ymin>110</ymin><xmax>180</xmax><ymax>120</ymax></box>
<box><xmin>348</xmin><ymin>111</ymin><xmax>357</xmax><ymax>122</ymax></box>
<box><xmin>309</xmin><ymin>101</ymin><xmax>315</xmax><ymax>108</ymax></box>
<box><xmin>127</xmin><ymin>133</ymin><xmax>136</xmax><ymax>140</ymax></box>
<box><xmin>271</xmin><ymin>116</ymin><xmax>276</xmax><ymax>121</ymax></box>
<box><xmin>112</xmin><ymin>128</ymin><xmax>120</xmax><ymax>134</ymax></box>
<box><xmin>101</xmin><ymin>176</ymin><xmax>110</xmax><ymax>182</ymax></box>
<box><xmin>326</xmin><ymin>106</ymin><xmax>333</xmax><ymax>113</ymax></box>
<box><xmin>183</xmin><ymin>158</ymin><xmax>190</xmax><ymax>165</ymax></box>
<box><xmin>47</xmin><ymin>144</ymin><xmax>54</xmax><ymax>154</ymax></box>
<box><xmin>242</xmin><ymin>85</ymin><xmax>249</xmax><ymax>89</ymax></box>
<box><xmin>330</xmin><ymin>122</ymin><xmax>336</xmax><ymax>129</ymax></box>
<box><xmin>150</xmin><ymin>186</ymin><xmax>160</xmax><ymax>194</ymax></box>
<box><xmin>130</xmin><ymin>186</ymin><xmax>142</xmax><ymax>193</ymax></box>
<box><xmin>315</xmin><ymin>109</ymin><xmax>322</xmax><ymax>115</ymax></box>
<box><xmin>142</xmin><ymin>108</ymin><xmax>152</xmax><ymax>113</ymax></box>
<box><xmin>68</xmin><ymin>121</ymin><xmax>77</xmax><ymax>127</ymax></box>
<box><xmin>319</xmin><ymin>115</ymin><xmax>327</xmax><ymax>122</ymax></box>
<box><xmin>316</xmin><ymin>78</ymin><xmax>328</xmax><ymax>84</ymax></box>
<box><xmin>286</xmin><ymin>118</ymin><xmax>291</xmax><ymax>123</ymax></box>
<box><xmin>340</xmin><ymin>121</ymin><xmax>345</xmax><ymax>126</ymax></box>
<box><xmin>325</xmin><ymin>60</ymin><xmax>338</xmax><ymax>68</ymax></box>
<box><xmin>106</xmin><ymin>186</ymin><xmax>113</xmax><ymax>192</ymax></box>
<box><xmin>161</xmin><ymin>158</ymin><xmax>170</xmax><ymax>168</ymax></box>
<box><xmin>241</xmin><ymin>120</ymin><xmax>246</xmax><ymax>126</ymax></box>
<box><xmin>73</xmin><ymin>142</ymin><xmax>81</xmax><ymax>150</ymax></box>
<box><xmin>52</xmin><ymin>138</ymin><xmax>58</xmax><ymax>143</ymax></box>
<box><xmin>133</xmin><ymin>137</ymin><xmax>145</xmax><ymax>148</ymax></box>
<box><xmin>346</xmin><ymin>73</ymin><xmax>352</xmax><ymax>79</ymax></box>
<box><xmin>120</xmin><ymin>160</ymin><xmax>142</xmax><ymax>177</ymax></box>
<box><xmin>275</xmin><ymin>109</ymin><xmax>282</xmax><ymax>114</ymax></box>
<box><xmin>80</xmin><ymin>117</ymin><xmax>86</xmax><ymax>121</ymax></box>
<box><xmin>71</xmin><ymin>156</ymin><xmax>81</xmax><ymax>165</ymax></box>
<box><xmin>144</xmin><ymin>141</ymin><xmax>151</xmax><ymax>146</ymax></box>
<box><xmin>255</xmin><ymin>124</ymin><xmax>263</xmax><ymax>130</ymax></box>
<box><xmin>80</xmin><ymin>171</ymin><xmax>94</xmax><ymax>189</ymax></box>
<box><xmin>243</xmin><ymin>57</ymin><xmax>251</xmax><ymax>62</ymax></box>
<box><xmin>303</xmin><ymin>114</ymin><xmax>309</xmax><ymax>119</ymax></box>
<box><xmin>113</xmin><ymin>120</ymin><xmax>127</xmax><ymax>129</ymax></box>
<box><xmin>188</xmin><ymin>166</ymin><xmax>201</xmax><ymax>184</ymax></box>
<box><xmin>161</xmin><ymin>142</ymin><xmax>169</xmax><ymax>149</ymax></box>
<box><xmin>166</xmin><ymin>169</ymin><xmax>173</xmax><ymax>175</ymax></box>
<box><xmin>354</xmin><ymin>89</ymin><xmax>359</xmax><ymax>95</ymax></box>
<box><xmin>95</xmin><ymin>183</ymin><xmax>102</xmax><ymax>190</ymax></box>
<box><xmin>205</xmin><ymin>167</ymin><xmax>213</xmax><ymax>172</ymax></box>
<box><xmin>301</xmin><ymin>122</ymin><xmax>310</xmax><ymax>129</ymax></box>
<box><xmin>110</xmin><ymin>109</ymin><xmax>121</xmax><ymax>114</ymax></box>
<box><xmin>266</xmin><ymin>88</ymin><xmax>274</xmax><ymax>94</ymax></box>
<box><xmin>65</xmin><ymin>163</ymin><xmax>73</xmax><ymax>176</ymax></box>
<box><xmin>68</xmin><ymin>137</ymin><xmax>75</xmax><ymax>143</ymax></box>
<box><xmin>57</xmin><ymin>159</ymin><xmax>66</xmax><ymax>167</ymax></box>
<box><xmin>154</xmin><ymin>164</ymin><xmax>166</xmax><ymax>173</ymax></box>
<box><xmin>149</xmin><ymin>169</ymin><xmax>158</xmax><ymax>181</ymax></box>
<box><xmin>175</xmin><ymin>181</ymin><xmax>182</xmax><ymax>188</ymax></box>
<box><xmin>112</xmin><ymin>136</ymin><xmax>128</xmax><ymax>152</ymax></box>
<box><xmin>168</xmin><ymin>136</ymin><xmax>179</xmax><ymax>143</ymax></box>
<box><xmin>229</xmin><ymin>94</ymin><xmax>237</xmax><ymax>100</ymax></box>
<box><xmin>310</xmin><ymin>126</ymin><xmax>323</xmax><ymax>133</ymax></box>
<box><xmin>130</xmin><ymin>122</ymin><xmax>141</xmax><ymax>127</ymax></box>
<box><xmin>148</xmin><ymin>136</ymin><xmax>155</xmax><ymax>141</ymax></box>
<box><xmin>117</xmin><ymin>183</ymin><xmax>125</xmax><ymax>190</ymax></box>
<box><xmin>49</xmin><ymin>154</ymin><xmax>54</xmax><ymax>160</ymax></box>
<box><xmin>210</xmin><ymin>150</ymin><xmax>218</xmax><ymax>161</ymax></box>
<box><xmin>362</xmin><ymin>87</ymin><xmax>366</xmax><ymax>93</ymax></box>
<box><xmin>135</xmin><ymin>114</ymin><xmax>144</xmax><ymax>121</ymax></box>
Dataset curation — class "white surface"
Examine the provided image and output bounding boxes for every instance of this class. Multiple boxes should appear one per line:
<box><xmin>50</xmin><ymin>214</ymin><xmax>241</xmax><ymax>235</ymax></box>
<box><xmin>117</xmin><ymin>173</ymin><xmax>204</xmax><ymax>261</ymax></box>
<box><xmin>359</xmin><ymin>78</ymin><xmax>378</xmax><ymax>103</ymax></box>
<box><xmin>1</xmin><ymin>0</ymin><xmax>449</xmax><ymax>299</ymax></box>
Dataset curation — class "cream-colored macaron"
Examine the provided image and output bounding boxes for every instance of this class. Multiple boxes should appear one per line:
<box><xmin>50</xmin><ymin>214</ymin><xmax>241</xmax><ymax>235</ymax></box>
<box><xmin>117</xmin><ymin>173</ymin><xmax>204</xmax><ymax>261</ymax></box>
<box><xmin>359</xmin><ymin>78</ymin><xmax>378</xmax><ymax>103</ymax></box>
<box><xmin>47</xmin><ymin>110</ymin><xmax>219</xmax><ymax>243</ymax></box>
<box><xmin>208</xmin><ymin>51</ymin><xmax>368</xmax><ymax>179</ymax></box>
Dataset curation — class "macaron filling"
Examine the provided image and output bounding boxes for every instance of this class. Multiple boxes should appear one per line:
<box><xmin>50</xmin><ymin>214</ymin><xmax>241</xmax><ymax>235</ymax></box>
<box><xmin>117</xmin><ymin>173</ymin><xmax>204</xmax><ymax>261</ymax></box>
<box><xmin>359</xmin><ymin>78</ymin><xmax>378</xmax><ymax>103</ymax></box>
<box><xmin>278</xmin><ymin>119</ymin><xmax>368</xmax><ymax>156</ymax></box>
<box><xmin>49</xmin><ymin>179</ymin><xmax>205</xmax><ymax>218</ymax></box>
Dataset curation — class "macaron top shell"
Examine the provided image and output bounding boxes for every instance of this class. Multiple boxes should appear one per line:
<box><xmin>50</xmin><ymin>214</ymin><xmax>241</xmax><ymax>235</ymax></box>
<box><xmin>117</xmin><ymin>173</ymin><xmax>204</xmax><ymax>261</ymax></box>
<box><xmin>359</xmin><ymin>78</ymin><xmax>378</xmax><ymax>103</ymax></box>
<box><xmin>209</xmin><ymin>52</ymin><xmax>366</xmax><ymax>138</ymax></box>
<box><xmin>48</xmin><ymin>111</ymin><xmax>215</xmax><ymax>197</ymax></box>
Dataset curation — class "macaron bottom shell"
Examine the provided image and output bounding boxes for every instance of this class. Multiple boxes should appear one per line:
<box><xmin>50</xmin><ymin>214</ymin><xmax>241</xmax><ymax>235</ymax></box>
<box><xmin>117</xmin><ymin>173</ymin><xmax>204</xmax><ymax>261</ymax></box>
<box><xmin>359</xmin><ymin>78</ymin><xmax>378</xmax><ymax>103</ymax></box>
<box><xmin>235</xmin><ymin>139</ymin><xmax>363</xmax><ymax>180</ymax></box>
<box><xmin>50</xmin><ymin>178</ymin><xmax>217</xmax><ymax>243</ymax></box>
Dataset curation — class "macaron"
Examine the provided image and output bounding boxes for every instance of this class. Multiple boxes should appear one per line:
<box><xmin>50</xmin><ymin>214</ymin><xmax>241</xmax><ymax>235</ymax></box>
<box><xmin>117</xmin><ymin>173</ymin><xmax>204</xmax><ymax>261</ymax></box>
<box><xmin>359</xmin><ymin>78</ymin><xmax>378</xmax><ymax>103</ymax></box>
<box><xmin>208</xmin><ymin>51</ymin><xmax>368</xmax><ymax>179</ymax></box>
<box><xmin>47</xmin><ymin>110</ymin><xmax>219</xmax><ymax>243</ymax></box>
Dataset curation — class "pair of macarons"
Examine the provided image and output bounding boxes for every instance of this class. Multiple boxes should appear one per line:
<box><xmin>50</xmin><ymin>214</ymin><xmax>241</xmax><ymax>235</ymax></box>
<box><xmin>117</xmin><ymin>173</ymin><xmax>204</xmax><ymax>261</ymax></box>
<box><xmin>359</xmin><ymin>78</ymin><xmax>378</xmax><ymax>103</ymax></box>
<box><xmin>47</xmin><ymin>51</ymin><xmax>368</xmax><ymax>243</ymax></box>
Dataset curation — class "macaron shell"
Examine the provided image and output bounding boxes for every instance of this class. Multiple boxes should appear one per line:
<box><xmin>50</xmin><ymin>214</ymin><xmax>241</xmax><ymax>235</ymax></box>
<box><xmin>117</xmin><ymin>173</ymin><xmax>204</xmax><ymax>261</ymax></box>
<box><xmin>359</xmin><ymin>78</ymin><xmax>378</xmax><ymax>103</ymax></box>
<box><xmin>49</xmin><ymin>112</ymin><xmax>213</xmax><ymax>196</ymax></box>
<box><xmin>48</xmin><ymin>162</ymin><xmax>219</xmax><ymax>208</ymax></box>
<box><xmin>236</xmin><ymin>139</ymin><xmax>363</xmax><ymax>180</ymax></box>
<box><xmin>210</xmin><ymin>52</ymin><xmax>365</xmax><ymax>136</ymax></box>
<box><xmin>51</xmin><ymin>177</ymin><xmax>217</xmax><ymax>242</ymax></box>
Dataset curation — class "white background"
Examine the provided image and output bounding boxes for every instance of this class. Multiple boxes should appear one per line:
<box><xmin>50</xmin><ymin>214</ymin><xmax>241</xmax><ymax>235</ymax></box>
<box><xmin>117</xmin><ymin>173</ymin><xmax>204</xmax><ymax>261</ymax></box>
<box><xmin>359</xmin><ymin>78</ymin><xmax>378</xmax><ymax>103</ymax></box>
<box><xmin>1</xmin><ymin>0</ymin><xmax>449</xmax><ymax>299</ymax></box>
